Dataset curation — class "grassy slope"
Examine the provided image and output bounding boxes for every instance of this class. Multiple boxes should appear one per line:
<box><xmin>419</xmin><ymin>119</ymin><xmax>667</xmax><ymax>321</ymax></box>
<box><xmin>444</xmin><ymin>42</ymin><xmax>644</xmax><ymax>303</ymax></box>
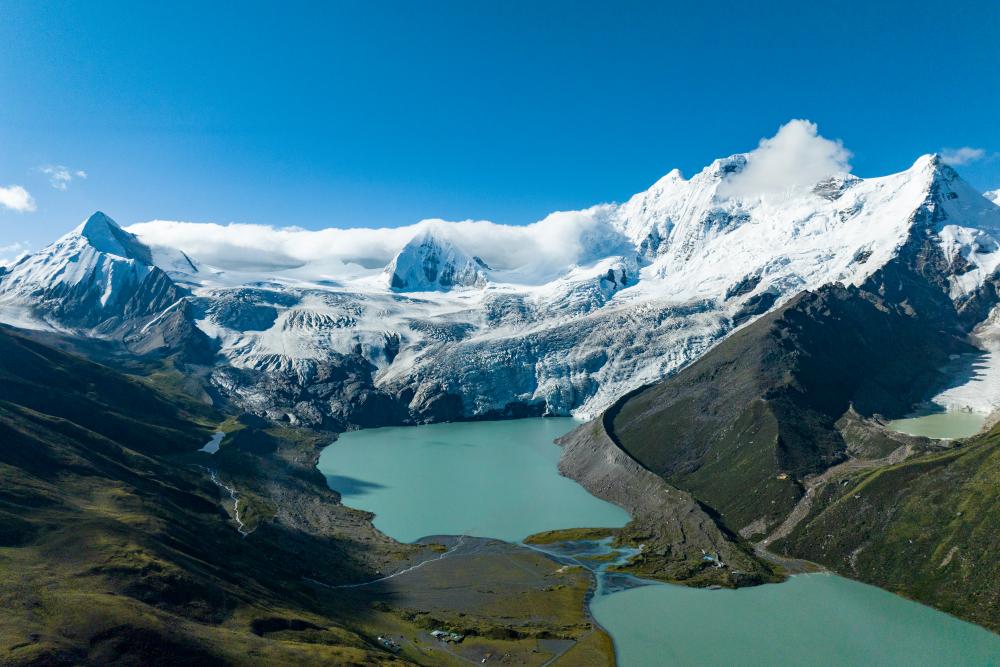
<box><xmin>610</xmin><ymin>284</ymin><xmax>962</xmax><ymax>536</ymax></box>
<box><xmin>773</xmin><ymin>427</ymin><xmax>1000</xmax><ymax>632</ymax></box>
<box><xmin>0</xmin><ymin>328</ymin><xmax>611</xmax><ymax>666</ymax></box>
<box><xmin>595</xmin><ymin>274</ymin><xmax>1000</xmax><ymax>630</ymax></box>
<box><xmin>0</xmin><ymin>328</ymin><xmax>411</xmax><ymax>665</ymax></box>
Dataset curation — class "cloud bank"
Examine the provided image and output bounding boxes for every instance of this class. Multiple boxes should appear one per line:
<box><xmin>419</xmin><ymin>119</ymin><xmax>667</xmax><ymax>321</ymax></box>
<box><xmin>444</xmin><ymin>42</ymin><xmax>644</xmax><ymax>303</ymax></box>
<box><xmin>719</xmin><ymin>119</ymin><xmax>852</xmax><ymax>198</ymax></box>
<box><xmin>0</xmin><ymin>241</ymin><xmax>28</xmax><ymax>267</ymax></box>
<box><xmin>940</xmin><ymin>147</ymin><xmax>986</xmax><ymax>166</ymax></box>
<box><xmin>0</xmin><ymin>185</ymin><xmax>36</xmax><ymax>212</ymax></box>
<box><xmin>129</xmin><ymin>206</ymin><xmax>630</xmax><ymax>284</ymax></box>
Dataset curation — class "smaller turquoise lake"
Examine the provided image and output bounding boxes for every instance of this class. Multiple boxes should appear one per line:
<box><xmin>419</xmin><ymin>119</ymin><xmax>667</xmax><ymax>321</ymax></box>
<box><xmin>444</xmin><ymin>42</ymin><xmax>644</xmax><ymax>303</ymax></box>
<box><xmin>317</xmin><ymin>418</ymin><xmax>630</xmax><ymax>543</ymax></box>
<box><xmin>886</xmin><ymin>408</ymin><xmax>986</xmax><ymax>440</ymax></box>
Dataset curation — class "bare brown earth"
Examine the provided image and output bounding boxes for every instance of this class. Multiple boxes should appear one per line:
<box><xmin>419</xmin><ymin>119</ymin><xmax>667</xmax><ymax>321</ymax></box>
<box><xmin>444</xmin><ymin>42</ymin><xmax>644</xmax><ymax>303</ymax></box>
<box><xmin>556</xmin><ymin>418</ymin><xmax>779</xmax><ymax>587</ymax></box>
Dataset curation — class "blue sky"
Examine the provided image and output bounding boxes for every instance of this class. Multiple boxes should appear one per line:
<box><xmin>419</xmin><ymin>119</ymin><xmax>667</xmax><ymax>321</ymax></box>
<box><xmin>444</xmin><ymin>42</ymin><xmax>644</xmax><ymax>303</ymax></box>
<box><xmin>1</xmin><ymin>0</ymin><xmax>998</xmax><ymax>257</ymax></box>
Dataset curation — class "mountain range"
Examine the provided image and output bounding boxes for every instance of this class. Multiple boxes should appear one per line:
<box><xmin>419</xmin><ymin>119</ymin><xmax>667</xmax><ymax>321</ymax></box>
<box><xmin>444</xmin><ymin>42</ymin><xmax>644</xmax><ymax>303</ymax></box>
<box><xmin>3</xmin><ymin>153</ymin><xmax>999</xmax><ymax>431</ymax></box>
<box><xmin>3</xmin><ymin>148</ymin><xmax>1000</xmax><ymax>656</ymax></box>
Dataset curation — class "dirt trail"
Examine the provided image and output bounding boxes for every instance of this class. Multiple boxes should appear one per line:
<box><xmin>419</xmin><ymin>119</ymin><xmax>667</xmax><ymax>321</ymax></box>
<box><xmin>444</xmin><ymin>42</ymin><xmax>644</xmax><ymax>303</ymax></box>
<box><xmin>760</xmin><ymin>444</ymin><xmax>913</xmax><ymax>549</ymax></box>
<box><xmin>306</xmin><ymin>535</ymin><xmax>471</xmax><ymax>589</ymax></box>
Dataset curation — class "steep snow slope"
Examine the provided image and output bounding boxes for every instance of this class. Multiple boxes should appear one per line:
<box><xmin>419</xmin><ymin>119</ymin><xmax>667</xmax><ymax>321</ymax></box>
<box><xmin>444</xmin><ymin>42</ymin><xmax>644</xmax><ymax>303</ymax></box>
<box><xmin>160</xmin><ymin>155</ymin><xmax>1000</xmax><ymax>421</ymax></box>
<box><xmin>383</xmin><ymin>227</ymin><xmax>489</xmax><ymax>290</ymax></box>
<box><xmin>986</xmin><ymin>189</ymin><xmax>1000</xmax><ymax>206</ymax></box>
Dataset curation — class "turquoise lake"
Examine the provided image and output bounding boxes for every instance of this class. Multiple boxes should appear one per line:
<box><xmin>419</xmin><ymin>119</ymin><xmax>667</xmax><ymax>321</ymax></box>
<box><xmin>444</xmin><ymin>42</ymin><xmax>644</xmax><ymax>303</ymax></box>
<box><xmin>317</xmin><ymin>417</ymin><xmax>630</xmax><ymax>543</ymax></box>
<box><xmin>591</xmin><ymin>574</ymin><xmax>1000</xmax><ymax>666</ymax></box>
<box><xmin>319</xmin><ymin>418</ymin><xmax>1000</xmax><ymax>666</ymax></box>
<box><xmin>886</xmin><ymin>408</ymin><xmax>986</xmax><ymax>439</ymax></box>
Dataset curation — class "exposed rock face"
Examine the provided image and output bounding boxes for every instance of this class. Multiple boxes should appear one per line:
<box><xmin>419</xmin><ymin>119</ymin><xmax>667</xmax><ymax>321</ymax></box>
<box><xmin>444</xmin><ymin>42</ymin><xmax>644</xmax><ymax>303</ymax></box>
<box><xmin>3</xmin><ymin>155</ymin><xmax>1000</xmax><ymax>428</ymax></box>
<box><xmin>211</xmin><ymin>354</ymin><xmax>407</xmax><ymax>429</ymax></box>
<box><xmin>556</xmin><ymin>419</ymin><xmax>776</xmax><ymax>585</ymax></box>
<box><xmin>123</xmin><ymin>297</ymin><xmax>217</xmax><ymax>363</ymax></box>
<box><xmin>383</xmin><ymin>228</ymin><xmax>488</xmax><ymax>291</ymax></box>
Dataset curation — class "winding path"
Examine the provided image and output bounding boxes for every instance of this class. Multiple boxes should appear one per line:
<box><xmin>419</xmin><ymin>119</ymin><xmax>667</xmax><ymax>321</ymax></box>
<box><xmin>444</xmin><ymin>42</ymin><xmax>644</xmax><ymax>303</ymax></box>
<box><xmin>305</xmin><ymin>535</ymin><xmax>469</xmax><ymax>589</ymax></box>
<box><xmin>760</xmin><ymin>444</ymin><xmax>912</xmax><ymax>550</ymax></box>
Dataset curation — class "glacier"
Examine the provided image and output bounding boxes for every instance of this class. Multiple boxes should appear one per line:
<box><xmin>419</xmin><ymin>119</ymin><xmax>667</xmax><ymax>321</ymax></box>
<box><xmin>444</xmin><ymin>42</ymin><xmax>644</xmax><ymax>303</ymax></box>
<box><xmin>3</xmin><ymin>153</ymin><xmax>1000</xmax><ymax>425</ymax></box>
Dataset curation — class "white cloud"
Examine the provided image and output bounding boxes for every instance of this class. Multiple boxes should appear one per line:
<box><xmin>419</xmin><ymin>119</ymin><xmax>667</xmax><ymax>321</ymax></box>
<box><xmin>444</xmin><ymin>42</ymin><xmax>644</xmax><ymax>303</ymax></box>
<box><xmin>0</xmin><ymin>241</ymin><xmax>28</xmax><ymax>267</ymax></box>
<box><xmin>719</xmin><ymin>119</ymin><xmax>852</xmax><ymax>199</ymax></box>
<box><xmin>38</xmin><ymin>165</ymin><xmax>87</xmax><ymax>190</ymax></box>
<box><xmin>128</xmin><ymin>206</ymin><xmax>631</xmax><ymax>284</ymax></box>
<box><xmin>0</xmin><ymin>185</ymin><xmax>36</xmax><ymax>212</ymax></box>
<box><xmin>940</xmin><ymin>147</ymin><xmax>986</xmax><ymax>166</ymax></box>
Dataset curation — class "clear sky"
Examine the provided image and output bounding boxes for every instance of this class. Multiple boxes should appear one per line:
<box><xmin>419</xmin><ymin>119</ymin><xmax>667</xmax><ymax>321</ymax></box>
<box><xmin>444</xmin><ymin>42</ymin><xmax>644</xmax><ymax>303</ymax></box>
<box><xmin>1</xmin><ymin>0</ymin><xmax>998</xmax><ymax>258</ymax></box>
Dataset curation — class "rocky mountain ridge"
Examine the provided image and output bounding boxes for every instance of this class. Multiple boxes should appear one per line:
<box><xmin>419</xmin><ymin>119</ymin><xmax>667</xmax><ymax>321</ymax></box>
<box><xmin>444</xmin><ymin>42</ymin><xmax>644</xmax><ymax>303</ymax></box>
<box><xmin>2</xmin><ymin>155</ymin><xmax>999</xmax><ymax>428</ymax></box>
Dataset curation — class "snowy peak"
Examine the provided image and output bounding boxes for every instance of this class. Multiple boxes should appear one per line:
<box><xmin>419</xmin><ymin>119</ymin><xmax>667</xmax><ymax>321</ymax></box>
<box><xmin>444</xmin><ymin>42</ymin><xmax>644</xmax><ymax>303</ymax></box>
<box><xmin>72</xmin><ymin>211</ymin><xmax>154</xmax><ymax>264</ymax></box>
<box><xmin>0</xmin><ymin>211</ymin><xmax>187</xmax><ymax>332</ymax></box>
<box><xmin>384</xmin><ymin>227</ymin><xmax>489</xmax><ymax>291</ymax></box>
<box><xmin>916</xmin><ymin>155</ymin><xmax>1000</xmax><ymax>234</ymax></box>
<box><xmin>984</xmin><ymin>189</ymin><xmax>1000</xmax><ymax>206</ymax></box>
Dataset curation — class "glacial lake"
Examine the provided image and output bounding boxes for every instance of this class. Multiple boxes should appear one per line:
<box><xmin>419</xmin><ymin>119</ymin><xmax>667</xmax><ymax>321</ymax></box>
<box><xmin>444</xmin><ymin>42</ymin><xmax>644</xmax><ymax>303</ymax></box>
<box><xmin>317</xmin><ymin>418</ymin><xmax>629</xmax><ymax>543</ymax></box>
<box><xmin>592</xmin><ymin>574</ymin><xmax>1000</xmax><ymax>666</ymax></box>
<box><xmin>885</xmin><ymin>348</ymin><xmax>998</xmax><ymax>440</ymax></box>
<box><xmin>319</xmin><ymin>418</ymin><xmax>1000</xmax><ymax>665</ymax></box>
<box><xmin>886</xmin><ymin>408</ymin><xmax>987</xmax><ymax>440</ymax></box>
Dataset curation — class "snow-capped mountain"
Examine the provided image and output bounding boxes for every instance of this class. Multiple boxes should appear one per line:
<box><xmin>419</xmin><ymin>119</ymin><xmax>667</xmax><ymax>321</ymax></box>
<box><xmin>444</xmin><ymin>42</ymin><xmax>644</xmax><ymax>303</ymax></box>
<box><xmin>986</xmin><ymin>189</ymin><xmax>1000</xmax><ymax>206</ymax></box>
<box><xmin>0</xmin><ymin>212</ymin><xmax>213</xmax><ymax>359</ymax></box>
<box><xmin>383</xmin><ymin>227</ymin><xmax>489</xmax><ymax>290</ymax></box>
<box><xmin>3</xmin><ymin>153</ymin><xmax>1000</xmax><ymax>426</ymax></box>
<box><xmin>0</xmin><ymin>212</ymin><xmax>177</xmax><ymax>329</ymax></box>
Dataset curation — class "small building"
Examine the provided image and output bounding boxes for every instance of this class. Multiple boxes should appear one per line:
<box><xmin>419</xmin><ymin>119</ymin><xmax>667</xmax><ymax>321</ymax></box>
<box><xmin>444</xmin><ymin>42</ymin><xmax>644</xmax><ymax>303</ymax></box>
<box><xmin>430</xmin><ymin>629</ymin><xmax>464</xmax><ymax>643</ymax></box>
<box><xmin>377</xmin><ymin>635</ymin><xmax>401</xmax><ymax>653</ymax></box>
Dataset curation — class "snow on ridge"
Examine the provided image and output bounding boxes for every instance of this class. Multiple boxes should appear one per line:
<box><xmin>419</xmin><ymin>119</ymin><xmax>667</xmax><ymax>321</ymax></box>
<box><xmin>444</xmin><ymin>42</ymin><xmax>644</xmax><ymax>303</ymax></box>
<box><xmin>129</xmin><ymin>151</ymin><xmax>997</xmax><ymax>310</ymax></box>
<box><xmin>7</xmin><ymin>134</ymin><xmax>1000</xmax><ymax>420</ymax></box>
<box><xmin>0</xmin><ymin>212</ymin><xmax>155</xmax><ymax>300</ymax></box>
<box><xmin>72</xmin><ymin>211</ymin><xmax>152</xmax><ymax>262</ymax></box>
<box><xmin>383</xmin><ymin>226</ymin><xmax>489</xmax><ymax>291</ymax></box>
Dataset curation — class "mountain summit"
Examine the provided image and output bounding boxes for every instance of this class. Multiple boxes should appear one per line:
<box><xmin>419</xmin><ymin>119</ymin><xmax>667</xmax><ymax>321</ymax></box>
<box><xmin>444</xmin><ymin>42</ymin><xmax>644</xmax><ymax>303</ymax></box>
<box><xmin>73</xmin><ymin>211</ymin><xmax>155</xmax><ymax>263</ymax></box>
<box><xmin>383</xmin><ymin>227</ymin><xmax>489</xmax><ymax>291</ymax></box>
<box><xmin>4</xmin><ymin>152</ymin><xmax>1000</xmax><ymax>421</ymax></box>
<box><xmin>0</xmin><ymin>212</ymin><xmax>196</xmax><ymax>345</ymax></box>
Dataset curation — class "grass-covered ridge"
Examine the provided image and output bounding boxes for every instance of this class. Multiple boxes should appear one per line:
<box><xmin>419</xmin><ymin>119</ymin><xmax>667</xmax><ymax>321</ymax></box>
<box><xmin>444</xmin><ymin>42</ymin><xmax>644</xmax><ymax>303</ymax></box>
<box><xmin>0</xmin><ymin>328</ymin><xmax>611</xmax><ymax>666</ymax></box>
<box><xmin>773</xmin><ymin>425</ymin><xmax>1000</xmax><ymax>632</ymax></box>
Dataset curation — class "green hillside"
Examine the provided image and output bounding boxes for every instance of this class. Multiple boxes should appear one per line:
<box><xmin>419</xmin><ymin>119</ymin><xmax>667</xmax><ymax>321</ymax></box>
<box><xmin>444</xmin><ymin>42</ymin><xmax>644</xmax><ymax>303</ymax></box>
<box><xmin>0</xmin><ymin>328</ymin><xmax>609</xmax><ymax>666</ymax></box>
<box><xmin>773</xmin><ymin>426</ymin><xmax>1000</xmax><ymax>632</ymax></box>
